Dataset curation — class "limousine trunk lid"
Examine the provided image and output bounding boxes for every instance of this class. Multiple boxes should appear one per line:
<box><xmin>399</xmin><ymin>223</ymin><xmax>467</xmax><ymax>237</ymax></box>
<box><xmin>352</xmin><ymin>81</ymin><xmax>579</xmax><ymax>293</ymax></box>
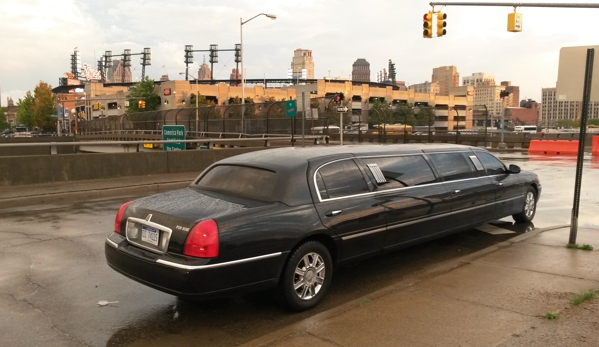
<box><xmin>123</xmin><ymin>187</ymin><xmax>250</xmax><ymax>254</ymax></box>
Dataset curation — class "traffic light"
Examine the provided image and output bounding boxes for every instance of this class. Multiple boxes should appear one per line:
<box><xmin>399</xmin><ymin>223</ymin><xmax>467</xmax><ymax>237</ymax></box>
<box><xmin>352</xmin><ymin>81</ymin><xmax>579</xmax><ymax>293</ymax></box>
<box><xmin>92</xmin><ymin>102</ymin><xmax>101</xmax><ymax>111</ymax></box>
<box><xmin>334</xmin><ymin>93</ymin><xmax>345</xmax><ymax>103</ymax></box>
<box><xmin>138</xmin><ymin>100</ymin><xmax>146</xmax><ymax>109</ymax></box>
<box><xmin>437</xmin><ymin>12</ymin><xmax>447</xmax><ymax>37</ymax></box>
<box><xmin>423</xmin><ymin>12</ymin><xmax>433</xmax><ymax>38</ymax></box>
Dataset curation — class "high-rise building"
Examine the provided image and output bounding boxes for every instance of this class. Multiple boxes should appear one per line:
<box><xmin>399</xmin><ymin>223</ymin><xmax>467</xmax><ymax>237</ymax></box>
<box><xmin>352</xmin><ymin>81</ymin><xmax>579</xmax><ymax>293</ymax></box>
<box><xmin>291</xmin><ymin>49</ymin><xmax>314</xmax><ymax>79</ymax></box>
<box><xmin>108</xmin><ymin>59</ymin><xmax>132</xmax><ymax>83</ymax></box>
<box><xmin>462</xmin><ymin>72</ymin><xmax>495</xmax><ymax>87</ymax></box>
<box><xmin>541</xmin><ymin>87</ymin><xmax>585</xmax><ymax>127</ymax></box>
<box><xmin>472</xmin><ymin>85</ymin><xmax>507</xmax><ymax>121</ymax></box>
<box><xmin>352</xmin><ymin>58</ymin><xmax>370</xmax><ymax>82</ymax></box>
<box><xmin>501</xmin><ymin>81</ymin><xmax>520</xmax><ymax>107</ymax></box>
<box><xmin>230</xmin><ymin>68</ymin><xmax>241</xmax><ymax>81</ymax></box>
<box><xmin>431</xmin><ymin>66</ymin><xmax>459</xmax><ymax>96</ymax></box>
<box><xmin>198</xmin><ymin>62</ymin><xmax>211</xmax><ymax>81</ymax></box>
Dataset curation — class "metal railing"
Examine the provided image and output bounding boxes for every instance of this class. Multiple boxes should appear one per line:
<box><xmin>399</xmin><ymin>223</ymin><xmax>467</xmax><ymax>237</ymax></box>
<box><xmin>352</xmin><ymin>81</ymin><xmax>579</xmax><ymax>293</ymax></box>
<box><xmin>0</xmin><ymin>135</ymin><xmax>329</xmax><ymax>155</ymax></box>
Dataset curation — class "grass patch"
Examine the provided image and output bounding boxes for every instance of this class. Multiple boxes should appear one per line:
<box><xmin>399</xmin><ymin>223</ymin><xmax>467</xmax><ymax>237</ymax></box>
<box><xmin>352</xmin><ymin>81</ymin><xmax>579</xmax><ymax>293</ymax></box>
<box><xmin>570</xmin><ymin>289</ymin><xmax>597</xmax><ymax>306</ymax></box>
<box><xmin>545</xmin><ymin>311</ymin><xmax>559</xmax><ymax>320</ymax></box>
<box><xmin>566</xmin><ymin>243</ymin><xmax>594</xmax><ymax>251</ymax></box>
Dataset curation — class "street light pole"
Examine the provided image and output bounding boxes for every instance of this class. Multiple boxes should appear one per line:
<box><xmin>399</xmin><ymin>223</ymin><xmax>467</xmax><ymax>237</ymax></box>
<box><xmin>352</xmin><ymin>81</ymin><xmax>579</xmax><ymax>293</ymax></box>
<box><xmin>179</xmin><ymin>72</ymin><xmax>199</xmax><ymax>136</ymax></box>
<box><xmin>240</xmin><ymin>13</ymin><xmax>276</xmax><ymax>134</ymax></box>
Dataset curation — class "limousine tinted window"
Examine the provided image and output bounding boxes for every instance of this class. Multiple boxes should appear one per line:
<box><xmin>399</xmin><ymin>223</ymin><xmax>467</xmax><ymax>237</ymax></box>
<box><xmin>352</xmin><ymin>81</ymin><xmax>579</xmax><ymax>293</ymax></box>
<box><xmin>317</xmin><ymin>159</ymin><xmax>370</xmax><ymax>199</ymax></box>
<box><xmin>197</xmin><ymin>165</ymin><xmax>277</xmax><ymax>201</ymax></box>
<box><xmin>428</xmin><ymin>152</ymin><xmax>475</xmax><ymax>181</ymax></box>
<box><xmin>475</xmin><ymin>151</ymin><xmax>506</xmax><ymax>175</ymax></box>
<box><xmin>362</xmin><ymin>155</ymin><xmax>437</xmax><ymax>189</ymax></box>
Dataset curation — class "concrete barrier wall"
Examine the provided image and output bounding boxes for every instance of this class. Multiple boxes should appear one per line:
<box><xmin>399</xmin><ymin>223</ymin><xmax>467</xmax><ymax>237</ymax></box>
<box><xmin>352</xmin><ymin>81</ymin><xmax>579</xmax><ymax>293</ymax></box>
<box><xmin>0</xmin><ymin>137</ymin><xmax>76</xmax><ymax>156</ymax></box>
<box><xmin>0</xmin><ymin>148</ymin><xmax>266</xmax><ymax>186</ymax></box>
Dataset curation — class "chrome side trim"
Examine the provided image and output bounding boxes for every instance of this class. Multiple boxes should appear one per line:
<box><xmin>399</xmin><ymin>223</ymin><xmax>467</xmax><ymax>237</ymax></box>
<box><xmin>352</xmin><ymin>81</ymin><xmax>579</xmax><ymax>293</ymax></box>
<box><xmin>155</xmin><ymin>252</ymin><xmax>283</xmax><ymax>270</ymax></box>
<box><xmin>106</xmin><ymin>238</ymin><xmax>118</xmax><ymax>248</ymax></box>
<box><xmin>341</xmin><ymin>227</ymin><xmax>386</xmax><ymax>241</ymax></box>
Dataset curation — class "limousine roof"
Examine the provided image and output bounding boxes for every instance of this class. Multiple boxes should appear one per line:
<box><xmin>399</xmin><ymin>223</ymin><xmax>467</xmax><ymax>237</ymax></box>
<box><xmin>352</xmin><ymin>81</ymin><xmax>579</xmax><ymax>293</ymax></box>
<box><xmin>219</xmin><ymin>143</ymin><xmax>482</xmax><ymax>168</ymax></box>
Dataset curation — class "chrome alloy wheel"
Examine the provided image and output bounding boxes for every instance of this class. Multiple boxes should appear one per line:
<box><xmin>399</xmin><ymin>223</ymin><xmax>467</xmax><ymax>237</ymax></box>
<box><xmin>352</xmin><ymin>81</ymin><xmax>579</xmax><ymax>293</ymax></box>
<box><xmin>293</xmin><ymin>252</ymin><xmax>326</xmax><ymax>300</ymax></box>
<box><xmin>524</xmin><ymin>191</ymin><xmax>536</xmax><ymax>218</ymax></box>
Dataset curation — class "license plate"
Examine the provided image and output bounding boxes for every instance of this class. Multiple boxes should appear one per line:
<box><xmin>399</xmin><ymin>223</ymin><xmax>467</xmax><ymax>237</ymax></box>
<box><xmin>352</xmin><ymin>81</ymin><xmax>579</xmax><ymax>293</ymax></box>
<box><xmin>141</xmin><ymin>225</ymin><xmax>159</xmax><ymax>246</ymax></box>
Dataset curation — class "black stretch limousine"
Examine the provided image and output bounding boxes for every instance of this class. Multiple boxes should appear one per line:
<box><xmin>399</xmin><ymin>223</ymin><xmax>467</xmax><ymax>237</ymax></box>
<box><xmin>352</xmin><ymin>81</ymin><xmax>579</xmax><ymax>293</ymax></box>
<box><xmin>105</xmin><ymin>144</ymin><xmax>541</xmax><ymax>311</ymax></box>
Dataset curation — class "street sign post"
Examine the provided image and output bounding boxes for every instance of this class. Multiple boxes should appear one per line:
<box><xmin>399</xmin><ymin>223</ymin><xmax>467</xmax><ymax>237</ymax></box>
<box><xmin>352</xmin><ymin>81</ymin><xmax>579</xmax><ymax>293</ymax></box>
<box><xmin>162</xmin><ymin>125</ymin><xmax>186</xmax><ymax>151</ymax></box>
<box><xmin>337</xmin><ymin>106</ymin><xmax>348</xmax><ymax>113</ymax></box>
<box><xmin>285</xmin><ymin>100</ymin><xmax>297</xmax><ymax>117</ymax></box>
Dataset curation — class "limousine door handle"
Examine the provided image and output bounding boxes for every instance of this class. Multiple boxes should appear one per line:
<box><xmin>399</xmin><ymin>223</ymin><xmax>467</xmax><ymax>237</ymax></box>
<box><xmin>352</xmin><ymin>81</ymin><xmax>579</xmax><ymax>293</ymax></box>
<box><xmin>325</xmin><ymin>210</ymin><xmax>343</xmax><ymax>217</ymax></box>
<box><xmin>451</xmin><ymin>189</ymin><xmax>461</xmax><ymax>194</ymax></box>
<box><xmin>496</xmin><ymin>182</ymin><xmax>504</xmax><ymax>186</ymax></box>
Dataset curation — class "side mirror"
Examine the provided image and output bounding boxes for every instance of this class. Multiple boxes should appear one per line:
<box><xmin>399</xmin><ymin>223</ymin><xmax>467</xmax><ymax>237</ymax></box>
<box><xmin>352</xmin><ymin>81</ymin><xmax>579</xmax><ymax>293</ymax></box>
<box><xmin>509</xmin><ymin>164</ymin><xmax>521</xmax><ymax>174</ymax></box>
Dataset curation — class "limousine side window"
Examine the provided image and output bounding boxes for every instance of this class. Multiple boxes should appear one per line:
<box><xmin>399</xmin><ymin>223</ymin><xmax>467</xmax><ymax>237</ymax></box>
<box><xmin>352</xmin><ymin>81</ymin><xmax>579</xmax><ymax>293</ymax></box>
<box><xmin>474</xmin><ymin>152</ymin><xmax>507</xmax><ymax>175</ymax></box>
<box><xmin>427</xmin><ymin>152</ymin><xmax>475</xmax><ymax>181</ymax></box>
<box><xmin>316</xmin><ymin>160</ymin><xmax>370</xmax><ymax>199</ymax></box>
<box><xmin>362</xmin><ymin>155</ymin><xmax>436</xmax><ymax>190</ymax></box>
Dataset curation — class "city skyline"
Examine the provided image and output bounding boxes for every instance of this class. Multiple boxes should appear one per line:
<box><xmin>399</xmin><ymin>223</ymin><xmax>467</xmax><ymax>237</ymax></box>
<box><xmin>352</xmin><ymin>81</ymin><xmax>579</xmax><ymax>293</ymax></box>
<box><xmin>1</xmin><ymin>0</ymin><xmax>598</xmax><ymax>105</ymax></box>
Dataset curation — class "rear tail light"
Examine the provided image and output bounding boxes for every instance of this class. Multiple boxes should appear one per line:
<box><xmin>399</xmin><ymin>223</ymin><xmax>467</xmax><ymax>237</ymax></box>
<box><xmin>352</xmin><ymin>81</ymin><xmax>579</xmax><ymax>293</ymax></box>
<box><xmin>184</xmin><ymin>219</ymin><xmax>219</xmax><ymax>258</ymax></box>
<box><xmin>114</xmin><ymin>201</ymin><xmax>132</xmax><ymax>233</ymax></box>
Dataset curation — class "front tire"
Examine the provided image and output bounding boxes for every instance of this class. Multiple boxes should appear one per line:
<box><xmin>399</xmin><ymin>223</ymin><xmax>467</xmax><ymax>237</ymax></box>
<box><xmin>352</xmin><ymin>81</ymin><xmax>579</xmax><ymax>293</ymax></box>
<box><xmin>513</xmin><ymin>187</ymin><xmax>537</xmax><ymax>223</ymax></box>
<box><xmin>281</xmin><ymin>241</ymin><xmax>332</xmax><ymax>311</ymax></box>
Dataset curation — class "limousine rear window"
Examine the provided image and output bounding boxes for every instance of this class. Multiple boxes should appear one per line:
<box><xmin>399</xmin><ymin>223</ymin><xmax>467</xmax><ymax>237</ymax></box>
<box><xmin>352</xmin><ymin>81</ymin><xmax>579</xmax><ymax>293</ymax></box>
<box><xmin>362</xmin><ymin>155</ymin><xmax>436</xmax><ymax>189</ymax></box>
<box><xmin>428</xmin><ymin>152</ymin><xmax>475</xmax><ymax>181</ymax></box>
<box><xmin>197</xmin><ymin>165</ymin><xmax>277</xmax><ymax>202</ymax></box>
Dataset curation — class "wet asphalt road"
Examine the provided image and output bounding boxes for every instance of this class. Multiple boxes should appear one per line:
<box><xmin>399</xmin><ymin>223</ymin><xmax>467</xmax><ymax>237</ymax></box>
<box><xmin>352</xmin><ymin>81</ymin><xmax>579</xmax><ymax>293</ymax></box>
<box><xmin>1</xmin><ymin>154</ymin><xmax>599</xmax><ymax>347</ymax></box>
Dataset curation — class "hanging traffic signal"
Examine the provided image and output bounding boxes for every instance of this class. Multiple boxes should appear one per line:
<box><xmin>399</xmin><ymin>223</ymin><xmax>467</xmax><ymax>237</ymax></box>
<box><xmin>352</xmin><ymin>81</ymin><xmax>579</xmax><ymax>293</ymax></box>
<box><xmin>334</xmin><ymin>93</ymin><xmax>345</xmax><ymax>103</ymax></box>
<box><xmin>437</xmin><ymin>12</ymin><xmax>447</xmax><ymax>37</ymax></box>
<box><xmin>138</xmin><ymin>100</ymin><xmax>146</xmax><ymax>109</ymax></box>
<box><xmin>423</xmin><ymin>12</ymin><xmax>433</xmax><ymax>38</ymax></box>
<box><xmin>92</xmin><ymin>102</ymin><xmax>101</xmax><ymax>110</ymax></box>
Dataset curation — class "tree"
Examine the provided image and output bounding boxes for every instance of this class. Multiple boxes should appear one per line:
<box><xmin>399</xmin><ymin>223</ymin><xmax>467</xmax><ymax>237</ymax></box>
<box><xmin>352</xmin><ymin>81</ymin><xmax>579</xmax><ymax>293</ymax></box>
<box><xmin>414</xmin><ymin>106</ymin><xmax>436</xmax><ymax>126</ymax></box>
<box><xmin>33</xmin><ymin>81</ymin><xmax>57</xmax><ymax>131</ymax></box>
<box><xmin>368</xmin><ymin>98</ymin><xmax>392</xmax><ymax>128</ymax></box>
<box><xmin>0</xmin><ymin>107</ymin><xmax>9</xmax><ymax>130</ymax></box>
<box><xmin>190</xmin><ymin>93</ymin><xmax>211</xmax><ymax>107</ymax></box>
<box><xmin>127</xmin><ymin>77</ymin><xmax>161</xmax><ymax>112</ymax></box>
<box><xmin>394</xmin><ymin>103</ymin><xmax>417</xmax><ymax>125</ymax></box>
<box><xmin>17</xmin><ymin>91</ymin><xmax>36</xmax><ymax>129</ymax></box>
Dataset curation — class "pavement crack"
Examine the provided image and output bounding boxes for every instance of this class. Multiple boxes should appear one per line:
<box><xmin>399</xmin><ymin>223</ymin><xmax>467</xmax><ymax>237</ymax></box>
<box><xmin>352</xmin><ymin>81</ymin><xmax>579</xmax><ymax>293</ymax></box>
<box><xmin>3</xmin><ymin>293</ymin><xmax>93</xmax><ymax>347</ymax></box>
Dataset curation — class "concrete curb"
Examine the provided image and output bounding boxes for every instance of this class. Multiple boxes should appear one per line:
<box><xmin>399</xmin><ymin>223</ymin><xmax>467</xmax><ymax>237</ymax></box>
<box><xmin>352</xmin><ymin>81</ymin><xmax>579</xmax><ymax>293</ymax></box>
<box><xmin>0</xmin><ymin>181</ymin><xmax>191</xmax><ymax>209</ymax></box>
<box><xmin>241</xmin><ymin>224</ymin><xmax>570</xmax><ymax>347</ymax></box>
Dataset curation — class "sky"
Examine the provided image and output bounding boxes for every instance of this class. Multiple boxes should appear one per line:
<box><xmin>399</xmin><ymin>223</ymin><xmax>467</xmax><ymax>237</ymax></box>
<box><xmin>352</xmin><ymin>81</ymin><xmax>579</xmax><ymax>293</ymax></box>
<box><xmin>1</xmin><ymin>0</ymin><xmax>598</xmax><ymax>105</ymax></box>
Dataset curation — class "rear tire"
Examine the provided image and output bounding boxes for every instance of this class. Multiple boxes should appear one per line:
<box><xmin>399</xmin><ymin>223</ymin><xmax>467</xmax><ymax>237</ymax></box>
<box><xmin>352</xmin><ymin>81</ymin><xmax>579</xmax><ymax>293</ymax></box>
<box><xmin>513</xmin><ymin>187</ymin><xmax>537</xmax><ymax>223</ymax></box>
<box><xmin>280</xmin><ymin>241</ymin><xmax>332</xmax><ymax>311</ymax></box>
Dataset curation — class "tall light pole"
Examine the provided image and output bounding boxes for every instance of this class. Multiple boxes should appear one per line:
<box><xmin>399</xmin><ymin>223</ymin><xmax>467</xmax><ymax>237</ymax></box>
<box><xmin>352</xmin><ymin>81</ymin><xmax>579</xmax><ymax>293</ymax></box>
<box><xmin>240</xmin><ymin>13</ymin><xmax>276</xmax><ymax>134</ymax></box>
<box><xmin>179</xmin><ymin>72</ymin><xmax>199</xmax><ymax>135</ymax></box>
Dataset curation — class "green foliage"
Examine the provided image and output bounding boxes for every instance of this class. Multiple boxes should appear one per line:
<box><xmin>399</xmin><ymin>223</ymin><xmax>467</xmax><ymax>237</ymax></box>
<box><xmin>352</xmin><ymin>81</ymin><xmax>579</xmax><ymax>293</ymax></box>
<box><xmin>588</xmin><ymin>118</ymin><xmax>599</xmax><ymax>127</ymax></box>
<box><xmin>415</xmin><ymin>106</ymin><xmax>436</xmax><ymax>126</ymax></box>
<box><xmin>127</xmin><ymin>77</ymin><xmax>161</xmax><ymax>112</ymax></box>
<box><xmin>544</xmin><ymin>311</ymin><xmax>559</xmax><ymax>320</ymax></box>
<box><xmin>17</xmin><ymin>91</ymin><xmax>36</xmax><ymax>129</ymax></box>
<box><xmin>394</xmin><ymin>103</ymin><xmax>417</xmax><ymax>125</ymax></box>
<box><xmin>190</xmin><ymin>93</ymin><xmax>210</xmax><ymax>107</ymax></box>
<box><xmin>369</xmin><ymin>98</ymin><xmax>392</xmax><ymax>128</ymax></box>
<box><xmin>0</xmin><ymin>107</ymin><xmax>9</xmax><ymax>130</ymax></box>
<box><xmin>556</xmin><ymin>119</ymin><xmax>579</xmax><ymax>128</ymax></box>
<box><xmin>567</xmin><ymin>243</ymin><xmax>594</xmax><ymax>251</ymax></box>
<box><xmin>570</xmin><ymin>289</ymin><xmax>596</xmax><ymax>306</ymax></box>
<box><xmin>33</xmin><ymin>81</ymin><xmax>57</xmax><ymax>131</ymax></box>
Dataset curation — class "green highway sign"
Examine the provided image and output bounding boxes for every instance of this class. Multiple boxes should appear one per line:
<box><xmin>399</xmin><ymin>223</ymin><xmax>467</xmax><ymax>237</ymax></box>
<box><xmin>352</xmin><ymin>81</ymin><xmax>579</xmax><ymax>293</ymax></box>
<box><xmin>162</xmin><ymin>125</ymin><xmax>186</xmax><ymax>151</ymax></box>
<box><xmin>285</xmin><ymin>100</ymin><xmax>297</xmax><ymax>117</ymax></box>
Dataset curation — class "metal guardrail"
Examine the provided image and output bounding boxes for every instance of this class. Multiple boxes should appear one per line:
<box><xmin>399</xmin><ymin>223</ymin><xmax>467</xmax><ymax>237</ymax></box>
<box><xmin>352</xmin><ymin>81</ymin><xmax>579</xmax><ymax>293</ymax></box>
<box><xmin>0</xmin><ymin>136</ymin><xmax>329</xmax><ymax>155</ymax></box>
